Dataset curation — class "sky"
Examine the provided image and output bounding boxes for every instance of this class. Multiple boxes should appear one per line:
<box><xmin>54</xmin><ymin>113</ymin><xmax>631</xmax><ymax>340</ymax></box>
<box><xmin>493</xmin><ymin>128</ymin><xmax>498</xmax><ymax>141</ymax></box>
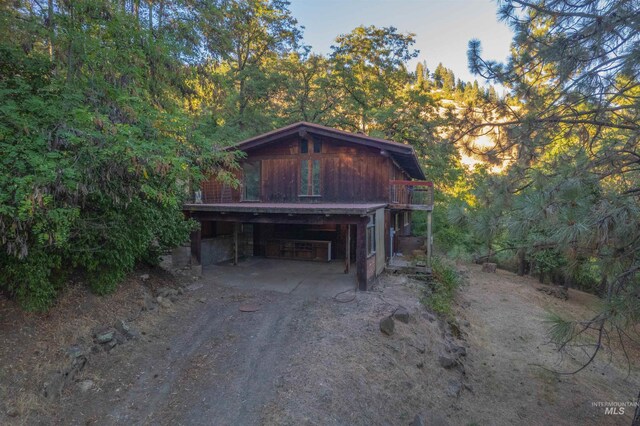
<box><xmin>288</xmin><ymin>0</ymin><xmax>514</xmax><ymax>84</ymax></box>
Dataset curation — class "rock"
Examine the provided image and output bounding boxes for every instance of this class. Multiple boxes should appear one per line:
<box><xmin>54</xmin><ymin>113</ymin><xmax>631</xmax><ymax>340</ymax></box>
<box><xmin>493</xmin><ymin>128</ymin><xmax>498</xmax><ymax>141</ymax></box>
<box><xmin>114</xmin><ymin>331</ymin><xmax>127</xmax><ymax>345</ymax></box>
<box><xmin>239</xmin><ymin>304</ymin><xmax>260</xmax><ymax>312</ymax></box>
<box><xmin>446</xmin><ymin>379</ymin><xmax>462</xmax><ymax>398</ymax></box>
<box><xmin>537</xmin><ymin>286</ymin><xmax>568</xmax><ymax>300</ymax></box>
<box><xmin>191</xmin><ymin>264</ymin><xmax>202</xmax><ymax>277</ymax></box>
<box><xmin>447</xmin><ymin>344</ymin><xmax>467</xmax><ymax>358</ymax></box>
<box><xmin>140</xmin><ymin>288</ymin><xmax>156</xmax><ymax>311</ymax></box>
<box><xmin>482</xmin><ymin>262</ymin><xmax>497</xmax><ymax>273</ymax></box>
<box><xmin>43</xmin><ymin>373</ymin><xmax>65</xmax><ymax>400</ymax></box>
<box><xmin>379</xmin><ymin>315</ymin><xmax>395</xmax><ymax>336</ymax></box>
<box><xmin>43</xmin><ymin>356</ymin><xmax>87</xmax><ymax>400</ymax></box>
<box><xmin>115</xmin><ymin>319</ymin><xmax>140</xmax><ymax>340</ymax></box>
<box><xmin>197</xmin><ymin>297</ymin><xmax>206</xmax><ymax>303</ymax></box>
<box><xmin>416</xmin><ymin>362</ymin><xmax>424</xmax><ymax>369</ymax></box>
<box><xmin>157</xmin><ymin>287</ymin><xmax>178</xmax><ymax>298</ymax></box>
<box><xmin>422</xmin><ymin>312</ymin><xmax>436</xmax><ymax>323</ymax></box>
<box><xmin>187</xmin><ymin>283</ymin><xmax>203</xmax><ymax>291</ymax></box>
<box><xmin>412</xmin><ymin>414</ymin><xmax>425</xmax><ymax>426</ymax></box>
<box><xmin>448</xmin><ymin>321</ymin><xmax>462</xmax><ymax>339</ymax></box>
<box><xmin>462</xmin><ymin>320</ymin><xmax>470</xmax><ymax>327</ymax></box>
<box><xmin>77</xmin><ymin>379</ymin><xmax>94</xmax><ymax>392</ymax></box>
<box><xmin>177</xmin><ymin>287</ymin><xmax>184</xmax><ymax>295</ymax></box>
<box><xmin>94</xmin><ymin>328</ymin><xmax>115</xmax><ymax>344</ymax></box>
<box><xmin>67</xmin><ymin>346</ymin><xmax>85</xmax><ymax>359</ymax></box>
<box><xmin>169</xmin><ymin>295</ymin><xmax>179</xmax><ymax>303</ymax></box>
<box><xmin>438</xmin><ymin>354</ymin><xmax>458</xmax><ymax>369</ymax></box>
<box><xmin>393</xmin><ymin>306</ymin><xmax>410</xmax><ymax>324</ymax></box>
<box><xmin>384</xmin><ymin>341</ymin><xmax>401</xmax><ymax>353</ymax></box>
<box><xmin>319</xmin><ymin>388</ymin><xmax>332</xmax><ymax>404</ymax></box>
<box><xmin>6</xmin><ymin>406</ymin><xmax>19</xmax><ymax>418</ymax></box>
<box><xmin>157</xmin><ymin>296</ymin><xmax>172</xmax><ymax>309</ymax></box>
<box><xmin>428</xmin><ymin>411</ymin><xmax>450</xmax><ymax>426</ymax></box>
<box><xmin>140</xmin><ymin>273</ymin><xmax>150</xmax><ymax>281</ymax></box>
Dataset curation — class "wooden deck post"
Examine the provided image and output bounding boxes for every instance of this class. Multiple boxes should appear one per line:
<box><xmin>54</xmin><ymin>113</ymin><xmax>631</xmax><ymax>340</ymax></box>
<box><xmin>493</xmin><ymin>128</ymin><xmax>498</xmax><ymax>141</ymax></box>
<box><xmin>233</xmin><ymin>222</ymin><xmax>239</xmax><ymax>265</ymax></box>
<box><xmin>426</xmin><ymin>210</ymin><xmax>432</xmax><ymax>268</ymax></box>
<box><xmin>190</xmin><ymin>226</ymin><xmax>202</xmax><ymax>266</ymax></box>
<box><xmin>345</xmin><ymin>224</ymin><xmax>351</xmax><ymax>274</ymax></box>
<box><xmin>356</xmin><ymin>219</ymin><xmax>367</xmax><ymax>291</ymax></box>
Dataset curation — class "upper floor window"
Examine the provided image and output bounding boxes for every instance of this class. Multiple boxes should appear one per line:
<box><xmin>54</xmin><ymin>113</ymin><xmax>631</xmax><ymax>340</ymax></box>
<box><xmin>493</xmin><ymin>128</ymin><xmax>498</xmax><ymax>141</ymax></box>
<box><xmin>300</xmin><ymin>159</ymin><xmax>320</xmax><ymax>196</ymax></box>
<box><xmin>300</xmin><ymin>138</ymin><xmax>322</xmax><ymax>154</ymax></box>
<box><xmin>299</xmin><ymin>137</ymin><xmax>321</xmax><ymax>196</ymax></box>
<box><xmin>243</xmin><ymin>161</ymin><xmax>261</xmax><ymax>201</ymax></box>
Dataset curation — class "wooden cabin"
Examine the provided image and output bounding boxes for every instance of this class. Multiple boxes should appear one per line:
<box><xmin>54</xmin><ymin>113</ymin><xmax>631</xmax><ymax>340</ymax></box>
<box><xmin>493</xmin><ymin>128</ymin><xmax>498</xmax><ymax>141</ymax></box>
<box><xmin>184</xmin><ymin>122</ymin><xmax>433</xmax><ymax>290</ymax></box>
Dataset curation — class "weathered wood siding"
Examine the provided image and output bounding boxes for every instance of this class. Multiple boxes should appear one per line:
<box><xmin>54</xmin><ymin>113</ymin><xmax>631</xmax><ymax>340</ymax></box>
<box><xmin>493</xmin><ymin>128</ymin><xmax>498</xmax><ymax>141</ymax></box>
<box><xmin>201</xmin><ymin>134</ymin><xmax>407</xmax><ymax>204</ymax></box>
<box><xmin>261</xmin><ymin>158</ymin><xmax>299</xmax><ymax>202</ymax></box>
<box><xmin>201</xmin><ymin>173</ymin><xmax>241</xmax><ymax>203</ymax></box>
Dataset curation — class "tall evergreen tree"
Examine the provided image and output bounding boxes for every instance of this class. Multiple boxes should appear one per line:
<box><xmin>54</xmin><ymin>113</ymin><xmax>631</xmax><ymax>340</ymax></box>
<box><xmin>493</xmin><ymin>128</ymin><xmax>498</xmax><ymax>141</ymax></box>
<box><xmin>459</xmin><ymin>0</ymin><xmax>640</xmax><ymax>373</ymax></box>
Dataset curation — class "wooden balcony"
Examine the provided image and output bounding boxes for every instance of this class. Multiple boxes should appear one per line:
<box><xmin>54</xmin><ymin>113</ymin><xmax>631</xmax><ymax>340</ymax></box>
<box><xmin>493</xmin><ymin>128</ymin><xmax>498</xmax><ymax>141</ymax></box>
<box><xmin>389</xmin><ymin>180</ymin><xmax>434</xmax><ymax>211</ymax></box>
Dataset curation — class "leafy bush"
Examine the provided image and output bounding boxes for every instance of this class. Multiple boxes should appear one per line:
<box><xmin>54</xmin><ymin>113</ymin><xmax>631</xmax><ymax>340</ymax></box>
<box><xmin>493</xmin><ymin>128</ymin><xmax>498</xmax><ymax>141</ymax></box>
<box><xmin>0</xmin><ymin>3</ymin><xmax>235</xmax><ymax>310</ymax></box>
<box><xmin>422</xmin><ymin>257</ymin><xmax>464</xmax><ymax>316</ymax></box>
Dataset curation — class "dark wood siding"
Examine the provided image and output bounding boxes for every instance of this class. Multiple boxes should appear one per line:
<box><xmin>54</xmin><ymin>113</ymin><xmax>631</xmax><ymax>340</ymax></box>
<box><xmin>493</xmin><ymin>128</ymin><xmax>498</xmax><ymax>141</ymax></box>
<box><xmin>321</xmin><ymin>155</ymin><xmax>389</xmax><ymax>202</ymax></box>
<box><xmin>261</xmin><ymin>158</ymin><xmax>298</xmax><ymax>202</ymax></box>
<box><xmin>201</xmin><ymin>134</ymin><xmax>409</xmax><ymax>204</ymax></box>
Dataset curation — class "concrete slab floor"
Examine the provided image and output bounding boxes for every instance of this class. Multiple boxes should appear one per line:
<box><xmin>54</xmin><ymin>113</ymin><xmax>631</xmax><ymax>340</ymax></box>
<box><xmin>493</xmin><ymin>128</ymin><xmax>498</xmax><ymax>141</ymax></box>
<box><xmin>202</xmin><ymin>257</ymin><xmax>356</xmax><ymax>298</ymax></box>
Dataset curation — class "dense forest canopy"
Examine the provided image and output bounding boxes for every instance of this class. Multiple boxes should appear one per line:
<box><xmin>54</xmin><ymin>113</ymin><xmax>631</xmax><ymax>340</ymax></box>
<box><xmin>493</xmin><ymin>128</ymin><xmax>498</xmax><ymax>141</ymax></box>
<box><xmin>0</xmin><ymin>0</ymin><xmax>638</xmax><ymax>374</ymax></box>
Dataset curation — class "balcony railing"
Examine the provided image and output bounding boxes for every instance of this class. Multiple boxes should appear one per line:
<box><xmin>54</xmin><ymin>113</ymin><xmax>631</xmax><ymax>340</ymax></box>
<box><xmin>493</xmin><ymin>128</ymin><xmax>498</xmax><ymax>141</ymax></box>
<box><xmin>389</xmin><ymin>180</ymin><xmax>434</xmax><ymax>210</ymax></box>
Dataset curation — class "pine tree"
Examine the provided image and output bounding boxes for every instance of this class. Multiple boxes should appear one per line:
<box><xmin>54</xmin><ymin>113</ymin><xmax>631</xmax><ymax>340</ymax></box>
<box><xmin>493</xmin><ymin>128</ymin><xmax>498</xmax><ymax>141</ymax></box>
<box><xmin>460</xmin><ymin>0</ymin><xmax>640</xmax><ymax>375</ymax></box>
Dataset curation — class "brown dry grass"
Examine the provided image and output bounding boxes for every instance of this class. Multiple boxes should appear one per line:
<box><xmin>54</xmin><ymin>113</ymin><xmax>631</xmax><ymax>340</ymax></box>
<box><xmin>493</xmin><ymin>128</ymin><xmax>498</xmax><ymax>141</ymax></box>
<box><xmin>0</xmin><ymin>266</ymin><xmax>181</xmax><ymax>422</ymax></box>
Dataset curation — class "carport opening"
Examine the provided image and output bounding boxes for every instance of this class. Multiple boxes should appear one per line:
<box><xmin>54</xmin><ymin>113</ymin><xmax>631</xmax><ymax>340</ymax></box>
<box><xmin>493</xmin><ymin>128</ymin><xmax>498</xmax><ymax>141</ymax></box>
<box><xmin>199</xmin><ymin>221</ymin><xmax>356</xmax><ymax>269</ymax></box>
<box><xmin>197</xmin><ymin>221</ymin><xmax>359</xmax><ymax>297</ymax></box>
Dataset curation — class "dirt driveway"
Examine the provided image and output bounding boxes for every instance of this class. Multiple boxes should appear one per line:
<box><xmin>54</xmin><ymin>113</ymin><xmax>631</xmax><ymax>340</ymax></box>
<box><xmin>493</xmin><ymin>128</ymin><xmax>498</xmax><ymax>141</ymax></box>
<box><xmin>3</xmin><ymin>261</ymin><xmax>638</xmax><ymax>425</ymax></box>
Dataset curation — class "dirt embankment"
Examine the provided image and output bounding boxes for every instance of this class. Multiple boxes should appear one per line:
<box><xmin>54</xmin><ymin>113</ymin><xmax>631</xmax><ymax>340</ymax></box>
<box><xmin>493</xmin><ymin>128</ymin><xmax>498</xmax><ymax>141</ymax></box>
<box><xmin>0</xmin><ymin>262</ymin><xmax>638</xmax><ymax>425</ymax></box>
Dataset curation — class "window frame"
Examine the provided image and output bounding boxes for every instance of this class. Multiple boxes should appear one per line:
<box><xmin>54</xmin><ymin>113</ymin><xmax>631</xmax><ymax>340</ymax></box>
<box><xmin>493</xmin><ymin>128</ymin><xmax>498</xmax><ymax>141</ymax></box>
<box><xmin>242</xmin><ymin>160</ymin><xmax>261</xmax><ymax>202</ymax></box>
<box><xmin>299</xmin><ymin>137</ymin><xmax>322</xmax><ymax>197</ymax></box>
<box><xmin>366</xmin><ymin>214</ymin><xmax>376</xmax><ymax>257</ymax></box>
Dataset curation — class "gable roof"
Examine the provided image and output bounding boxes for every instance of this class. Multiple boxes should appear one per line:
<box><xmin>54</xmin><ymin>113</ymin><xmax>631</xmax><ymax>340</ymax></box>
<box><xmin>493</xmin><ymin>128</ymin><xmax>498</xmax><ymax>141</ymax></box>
<box><xmin>232</xmin><ymin>122</ymin><xmax>426</xmax><ymax>180</ymax></box>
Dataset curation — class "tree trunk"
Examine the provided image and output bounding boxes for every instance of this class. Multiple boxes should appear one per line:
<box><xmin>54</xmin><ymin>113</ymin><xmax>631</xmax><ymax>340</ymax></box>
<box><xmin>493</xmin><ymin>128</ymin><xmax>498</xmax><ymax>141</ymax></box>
<box><xmin>48</xmin><ymin>0</ymin><xmax>54</xmax><ymax>60</ymax></box>
<box><xmin>598</xmin><ymin>274</ymin><xmax>608</xmax><ymax>297</ymax></box>
<box><xmin>158</xmin><ymin>0</ymin><xmax>164</xmax><ymax>28</ymax></box>
<box><xmin>134</xmin><ymin>0</ymin><xmax>140</xmax><ymax>22</ymax></box>
<box><xmin>517</xmin><ymin>249</ymin><xmax>525</xmax><ymax>276</ymax></box>
<box><xmin>148</xmin><ymin>0</ymin><xmax>153</xmax><ymax>31</ymax></box>
<box><xmin>563</xmin><ymin>273</ymin><xmax>572</xmax><ymax>290</ymax></box>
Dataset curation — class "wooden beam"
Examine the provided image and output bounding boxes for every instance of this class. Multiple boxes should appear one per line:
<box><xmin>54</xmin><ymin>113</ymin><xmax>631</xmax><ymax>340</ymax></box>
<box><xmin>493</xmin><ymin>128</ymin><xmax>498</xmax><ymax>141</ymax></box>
<box><xmin>233</xmin><ymin>222</ymin><xmax>239</xmax><ymax>265</ymax></box>
<box><xmin>190</xmin><ymin>226</ymin><xmax>202</xmax><ymax>266</ymax></box>
<box><xmin>389</xmin><ymin>180</ymin><xmax>433</xmax><ymax>186</ymax></box>
<box><xmin>356</xmin><ymin>219</ymin><xmax>367</xmax><ymax>291</ymax></box>
<box><xmin>190</xmin><ymin>212</ymin><xmax>367</xmax><ymax>226</ymax></box>
<box><xmin>345</xmin><ymin>224</ymin><xmax>351</xmax><ymax>274</ymax></box>
<box><xmin>426</xmin><ymin>211</ymin><xmax>432</xmax><ymax>268</ymax></box>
